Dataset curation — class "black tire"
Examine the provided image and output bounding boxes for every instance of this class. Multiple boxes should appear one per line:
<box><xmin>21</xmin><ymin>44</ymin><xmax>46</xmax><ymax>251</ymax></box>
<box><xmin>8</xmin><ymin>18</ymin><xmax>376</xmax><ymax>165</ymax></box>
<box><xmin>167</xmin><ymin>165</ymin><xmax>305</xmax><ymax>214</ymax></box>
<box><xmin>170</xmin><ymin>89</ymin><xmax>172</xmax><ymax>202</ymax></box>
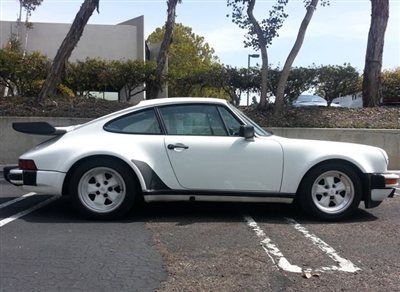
<box><xmin>297</xmin><ymin>162</ymin><xmax>362</xmax><ymax>221</ymax></box>
<box><xmin>69</xmin><ymin>158</ymin><xmax>138</xmax><ymax>219</ymax></box>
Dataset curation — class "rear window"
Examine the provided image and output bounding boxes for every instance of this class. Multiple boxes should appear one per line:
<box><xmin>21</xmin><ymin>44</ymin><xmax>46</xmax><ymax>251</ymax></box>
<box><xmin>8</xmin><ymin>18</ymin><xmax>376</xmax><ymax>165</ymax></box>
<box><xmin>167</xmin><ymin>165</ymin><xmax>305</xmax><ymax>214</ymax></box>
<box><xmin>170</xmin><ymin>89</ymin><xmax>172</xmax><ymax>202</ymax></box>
<box><xmin>104</xmin><ymin>109</ymin><xmax>162</xmax><ymax>134</ymax></box>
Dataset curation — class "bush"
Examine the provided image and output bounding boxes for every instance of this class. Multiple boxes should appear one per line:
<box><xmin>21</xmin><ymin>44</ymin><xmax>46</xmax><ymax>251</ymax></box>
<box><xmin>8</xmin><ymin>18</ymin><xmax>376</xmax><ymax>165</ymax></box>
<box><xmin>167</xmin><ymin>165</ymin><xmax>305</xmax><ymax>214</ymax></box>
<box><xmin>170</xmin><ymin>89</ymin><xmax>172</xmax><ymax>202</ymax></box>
<box><xmin>65</xmin><ymin>58</ymin><xmax>157</xmax><ymax>101</ymax></box>
<box><xmin>382</xmin><ymin>68</ymin><xmax>400</xmax><ymax>103</ymax></box>
<box><xmin>0</xmin><ymin>49</ymin><xmax>50</xmax><ymax>97</ymax></box>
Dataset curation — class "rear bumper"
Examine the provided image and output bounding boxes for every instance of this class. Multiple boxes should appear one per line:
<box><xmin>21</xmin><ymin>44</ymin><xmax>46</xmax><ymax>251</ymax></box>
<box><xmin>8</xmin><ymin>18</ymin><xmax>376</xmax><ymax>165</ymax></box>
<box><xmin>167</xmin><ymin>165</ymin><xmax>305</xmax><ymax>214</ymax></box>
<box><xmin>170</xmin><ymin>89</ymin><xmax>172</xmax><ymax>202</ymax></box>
<box><xmin>3</xmin><ymin>166</ymin><xmax>65</xmax><ymax>195</ymax></box>
<box><xmin>365</xmin><ymin>173</ymin><xmax>399</xmax><ymax>208</ymax></box>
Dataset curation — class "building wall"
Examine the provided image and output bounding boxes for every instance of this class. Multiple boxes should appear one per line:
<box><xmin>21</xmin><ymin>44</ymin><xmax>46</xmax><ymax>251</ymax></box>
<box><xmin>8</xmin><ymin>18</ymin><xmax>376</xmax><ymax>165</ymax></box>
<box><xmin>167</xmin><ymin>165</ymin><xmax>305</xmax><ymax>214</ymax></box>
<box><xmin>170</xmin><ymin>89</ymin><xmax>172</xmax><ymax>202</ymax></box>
<box><xmin>0</xmin><ymin>16</ymin><xmax>146</xmax><ymax>100</ymax></box>
<box><xmin>0</xmin><ymin>17</ymin><xmax>144</xmax><ymax>61</ymax></box>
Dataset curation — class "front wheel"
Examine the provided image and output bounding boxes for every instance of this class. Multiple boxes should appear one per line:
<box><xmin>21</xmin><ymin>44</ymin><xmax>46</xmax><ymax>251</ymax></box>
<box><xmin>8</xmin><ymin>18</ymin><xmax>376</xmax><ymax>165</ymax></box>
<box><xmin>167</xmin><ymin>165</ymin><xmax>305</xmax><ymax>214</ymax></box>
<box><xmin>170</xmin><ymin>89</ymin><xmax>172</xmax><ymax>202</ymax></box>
<box><xmin>298</xmin><ymin>163</ymin><xmax>362</xmax><ymax>221</ymax></box>
<box><xmin>70</xmin><ymin>158</ymin><xmax>138</xmax><ymax>219</ymax></box>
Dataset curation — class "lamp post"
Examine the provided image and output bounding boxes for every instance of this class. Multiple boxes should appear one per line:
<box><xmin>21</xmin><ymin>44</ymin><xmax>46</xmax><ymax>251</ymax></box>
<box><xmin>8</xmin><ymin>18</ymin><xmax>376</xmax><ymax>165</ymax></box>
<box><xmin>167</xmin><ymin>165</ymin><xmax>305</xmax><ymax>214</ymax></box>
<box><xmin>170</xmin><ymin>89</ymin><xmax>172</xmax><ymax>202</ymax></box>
<box><xmin>247</xmin><ymin>53</ymin><xmax>260</xmax><ymax>106</ymax></box>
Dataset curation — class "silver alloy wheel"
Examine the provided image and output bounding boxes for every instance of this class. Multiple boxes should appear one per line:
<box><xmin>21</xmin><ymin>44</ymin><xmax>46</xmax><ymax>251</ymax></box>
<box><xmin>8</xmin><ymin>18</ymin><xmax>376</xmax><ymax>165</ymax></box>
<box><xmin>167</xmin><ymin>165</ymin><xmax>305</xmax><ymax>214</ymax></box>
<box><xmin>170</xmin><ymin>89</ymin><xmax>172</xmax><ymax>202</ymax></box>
<box><xmin>311</xmin><ymin>170</ymin><xmax>355</xmax><ymax>214</ymax></box>
<box><xmin>78</xmin><ymin>167</ymin><xmax>126</xmax><ymax>213</ymax></box>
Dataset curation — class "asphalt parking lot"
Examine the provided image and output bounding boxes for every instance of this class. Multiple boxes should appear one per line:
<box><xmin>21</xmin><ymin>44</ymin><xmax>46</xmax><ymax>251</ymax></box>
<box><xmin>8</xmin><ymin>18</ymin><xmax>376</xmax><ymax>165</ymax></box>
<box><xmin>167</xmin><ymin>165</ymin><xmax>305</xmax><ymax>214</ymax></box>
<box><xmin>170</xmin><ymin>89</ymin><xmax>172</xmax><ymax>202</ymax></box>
<box><xmin>1</xmin><ymin>178</ymin><xmax>399</xmax><ymax>291</ymax></box>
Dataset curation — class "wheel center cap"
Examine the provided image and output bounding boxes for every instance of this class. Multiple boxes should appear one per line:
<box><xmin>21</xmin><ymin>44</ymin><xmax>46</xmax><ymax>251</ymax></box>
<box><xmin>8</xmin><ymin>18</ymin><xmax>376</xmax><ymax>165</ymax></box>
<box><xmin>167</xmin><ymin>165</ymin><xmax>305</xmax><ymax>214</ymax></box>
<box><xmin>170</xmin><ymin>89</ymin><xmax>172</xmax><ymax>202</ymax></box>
<box><xmin>330</xmin><ymin>189</ymin><xmax>335</xmax><ymax>195</ymax></box>
<box><xmin>100</xmin><ymin>187</ymin><xmax>106</xmax><ymax>193</ymax></box>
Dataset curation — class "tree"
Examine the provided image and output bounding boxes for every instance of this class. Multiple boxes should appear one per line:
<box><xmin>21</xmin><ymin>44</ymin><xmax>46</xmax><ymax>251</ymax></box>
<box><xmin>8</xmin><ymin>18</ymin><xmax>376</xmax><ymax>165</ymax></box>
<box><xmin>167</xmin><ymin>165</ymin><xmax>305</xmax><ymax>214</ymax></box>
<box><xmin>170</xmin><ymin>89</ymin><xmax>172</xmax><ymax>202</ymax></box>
<box><xmin>274</xmin><ymin>0</ymin><xmax>327</xmax><ymax>112</ymax></box>
<box><xmin>65</xmin><ymin>58</ymin><xmax>111</xmax><ymax>97</ymax></box>
<box><xmin>38</xmin><ymin>0</ymin><xmax>100</xmax><ymax>103</ymax></box>
<box><xmin>15</xmin><ymin>0</ymin><xmax>43</xmax><ymax>55</ymax></box>
<box><xmin>269</xmin><ymin>66</ymin><xmax>317</xmax><ymax>104</ymax></box>
<box><xmin>0</xmin><ymin>48</ymin><xmax>49</xmax><ymax>97</ymax></box>
<box><xmin>381</xmin><ymin>68</ymin><xmax>400</xmax><ymax>104</ymax></box>
<box><xmin>194</xmin><ymin>65</ymin><xmax>254</xmax><ymax>105</ymax></box>
<box><xmin>112</xmin><ymin>60</ymin><xmax>157</xmax><ymax>102</ymax></box>
<box><xmin>147</xmin><ymin>0</ymin><xmax>181</xmax><ymax>99</ymax></box>
<box><xmin>147</xmin><ymin>23</ymin><xmax>217</xmax><ymax>97</ymax></box>
<box><xmin>362</xmin><ymin>0</ymin><xmax>389</xmax><ymax>107</ymax></box>
<box><xmin>65</xmin><ymin>58</ymin><xmax>157</xmax><ymax>101</ymax></box>
<box><xmin>20</xmin><ymin>0</ymin><xmax>44</xmax><ymax>55</ymax></box>
<box><xmin>16</xmin><ymin>1</ymin><xmax>43</xmax><ymax>37</ymax></box>
<box><xmin>315</xmin><ymin>64</ymin><xmax>361</xmax><ymax>106</ymax></box>
<box><xmin>227</xmin><ymin>0</ymin><xmax>288</xmax><ymax>109</ymax></box>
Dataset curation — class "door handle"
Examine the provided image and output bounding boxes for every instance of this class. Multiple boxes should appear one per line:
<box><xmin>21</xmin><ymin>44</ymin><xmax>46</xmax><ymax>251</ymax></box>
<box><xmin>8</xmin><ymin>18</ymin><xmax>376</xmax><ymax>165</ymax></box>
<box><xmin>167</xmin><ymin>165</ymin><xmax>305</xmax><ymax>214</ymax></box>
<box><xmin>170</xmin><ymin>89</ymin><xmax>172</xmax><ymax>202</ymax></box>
<box><xmin>167</xmin><ymin>143</ymin><xmax>189</xmax><ymax>150</ymax></box>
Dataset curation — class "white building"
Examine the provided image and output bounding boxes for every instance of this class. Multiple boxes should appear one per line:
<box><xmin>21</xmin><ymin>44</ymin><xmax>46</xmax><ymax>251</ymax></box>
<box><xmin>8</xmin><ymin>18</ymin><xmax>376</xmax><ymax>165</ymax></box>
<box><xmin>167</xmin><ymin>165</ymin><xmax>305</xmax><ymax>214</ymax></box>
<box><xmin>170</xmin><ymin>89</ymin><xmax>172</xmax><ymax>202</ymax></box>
<box><xmin>0</xmin><ymin>16</ymin><xmax>165</xmax><ymax>102</ymax></box>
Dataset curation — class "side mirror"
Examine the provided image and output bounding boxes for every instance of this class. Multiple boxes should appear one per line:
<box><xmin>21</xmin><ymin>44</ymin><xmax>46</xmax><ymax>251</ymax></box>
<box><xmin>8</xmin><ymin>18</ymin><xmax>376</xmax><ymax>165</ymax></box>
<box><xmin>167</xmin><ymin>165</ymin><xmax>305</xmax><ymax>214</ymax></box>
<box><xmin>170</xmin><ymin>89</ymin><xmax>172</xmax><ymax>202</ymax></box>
<box><xmin>239</xmin><ymin>125</ymin><xmax>254</xmax><ymax>140</ymax></box>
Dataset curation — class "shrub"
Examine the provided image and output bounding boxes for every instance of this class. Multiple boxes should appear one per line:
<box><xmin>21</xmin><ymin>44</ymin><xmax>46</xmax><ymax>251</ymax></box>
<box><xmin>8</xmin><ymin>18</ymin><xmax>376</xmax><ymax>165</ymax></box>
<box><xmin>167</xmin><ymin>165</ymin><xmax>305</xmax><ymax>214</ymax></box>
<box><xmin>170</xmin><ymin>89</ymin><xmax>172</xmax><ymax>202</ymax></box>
<box><xmin>0</xmin><ymin>49</ymin><xmax>50</xmax><ymax>97</ymax></box>
<box><xmin>382</xmin><ymin>68</ymin><xmax>400</xmax><ymax>103</ymax></box>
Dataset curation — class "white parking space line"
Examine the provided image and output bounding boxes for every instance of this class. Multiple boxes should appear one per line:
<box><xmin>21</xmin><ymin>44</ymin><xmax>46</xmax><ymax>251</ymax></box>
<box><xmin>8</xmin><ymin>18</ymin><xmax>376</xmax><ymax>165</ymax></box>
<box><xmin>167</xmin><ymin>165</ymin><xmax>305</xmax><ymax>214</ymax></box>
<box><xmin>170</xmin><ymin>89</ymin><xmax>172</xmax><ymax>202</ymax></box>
<box><xmin>244</xmin><ymin>214</ymin><xmax>360</xmax><ymax>273</ymax></box>
<box><xmin>0</xmin><ymin>196</ymin><xmax>58</xmax><ymax>228</ymax></box>
<box><xmin>285</xmin><ymin>218</ymin><xmax>360</xmax><ymax>273</ymax></box>
<box><xmin>243</xmin><ymin>215</ymin><xmax>302</xmax><ymax>273</ymax></box>
<box><xmin>0</xmin><ymin>192</ymin><xmax>36</xmax><ymax>210</ymax></box>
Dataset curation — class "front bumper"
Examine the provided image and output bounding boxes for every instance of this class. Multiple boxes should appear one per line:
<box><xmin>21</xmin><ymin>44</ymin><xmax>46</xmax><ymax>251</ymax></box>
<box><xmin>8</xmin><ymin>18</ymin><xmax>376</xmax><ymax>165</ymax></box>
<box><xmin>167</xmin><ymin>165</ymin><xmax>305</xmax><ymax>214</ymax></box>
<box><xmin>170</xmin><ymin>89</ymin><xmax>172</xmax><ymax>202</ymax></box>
<box><xmin>3</xmin><ymin>166</ymin><xmax>65</xmax><ymax>195</ymax></box>
<box><xmin>365</xmin><ymin>173</ymin><xmax>399</xmax><ymax>208</ymax></box>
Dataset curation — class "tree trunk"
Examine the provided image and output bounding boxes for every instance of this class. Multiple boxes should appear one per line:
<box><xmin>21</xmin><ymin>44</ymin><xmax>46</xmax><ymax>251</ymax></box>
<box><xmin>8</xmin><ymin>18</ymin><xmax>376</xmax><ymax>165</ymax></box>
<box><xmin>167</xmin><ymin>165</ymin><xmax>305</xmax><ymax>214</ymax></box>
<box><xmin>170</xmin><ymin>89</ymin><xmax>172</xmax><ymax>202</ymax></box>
<box><xmin>275</xmin><ymin>0</ymin><xmax>318</xmax><ymax>113</ymax></box>
<box><xmin>16</xmin><ymin>1</ymin><xmax>23</xmax><ymax>41</ymax></box>
<box><xmin>247</xmin><ymin>0</ymin><xmax>268</xmax><ymax>109</ymax></box>
<box><xmin>259</xmin><ymin>46</ymin><xmax>268</xmax><ymax>109</ymax></box>
<box><xmin>147</xmin><ymin>0</ymin><xmax>179</xmax><ymax>99</ymax></box>
<box><xmin>23</xmin><ymin>10</ymin><xmax>29</xmax><ymax>57</ymax></box>
<box><xmin>37</xmin><ymin>0</ymin><xmax>99</xmax><ymax>103</ymax></box>
<box><xmin>362</xmin><ymin>0</ymin><xmax>389</xmax><ymax>107</ymax></box>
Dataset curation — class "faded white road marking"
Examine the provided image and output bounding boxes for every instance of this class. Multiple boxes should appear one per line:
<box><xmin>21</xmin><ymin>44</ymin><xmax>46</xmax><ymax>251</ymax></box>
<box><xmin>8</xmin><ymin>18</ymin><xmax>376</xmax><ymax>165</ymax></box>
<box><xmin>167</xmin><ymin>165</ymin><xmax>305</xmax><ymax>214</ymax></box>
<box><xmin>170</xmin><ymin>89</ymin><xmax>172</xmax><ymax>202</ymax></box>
<box><xmin>0</xmin><ymin>192</ymin><xmax>36</xmax><ymax>210</ymax></box>
<box><xmin>285</xmin><ymin>218</ymin><xmax>360</xmax><ymax>273</ymax></box>
<box><xmin>244</xmin><ymin>214</ymin><xmax>360</xmax><ymax>273</ymax></box>
<box><xmin>0</xmin><ymin>196</ymin><xmax>58</xmax><ymax>228</ymax></box>
<box><xmin>243</xmin><ymin>215</ymin><xmax>302</xmax><ymax>273</ymax></box>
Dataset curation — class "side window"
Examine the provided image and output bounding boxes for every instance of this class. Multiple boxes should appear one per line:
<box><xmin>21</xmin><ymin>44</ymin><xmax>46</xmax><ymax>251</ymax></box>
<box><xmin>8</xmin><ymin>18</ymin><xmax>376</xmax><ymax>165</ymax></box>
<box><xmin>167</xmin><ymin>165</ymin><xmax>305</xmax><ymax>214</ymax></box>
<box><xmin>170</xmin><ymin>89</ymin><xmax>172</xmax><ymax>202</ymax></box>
<box><xmin>218</xmin><ymin>106</ymin><xmax>242</xmax><ymax>136</ymax></box>
<box><xmin>104</xmin><ymin>109</ymin><xmax>162</xmax><ymax>134</ymax></box>
<box><xmin>159</xmin><ymin>105</ymin><xmax>227</xmax><ymax>136</ymax></box>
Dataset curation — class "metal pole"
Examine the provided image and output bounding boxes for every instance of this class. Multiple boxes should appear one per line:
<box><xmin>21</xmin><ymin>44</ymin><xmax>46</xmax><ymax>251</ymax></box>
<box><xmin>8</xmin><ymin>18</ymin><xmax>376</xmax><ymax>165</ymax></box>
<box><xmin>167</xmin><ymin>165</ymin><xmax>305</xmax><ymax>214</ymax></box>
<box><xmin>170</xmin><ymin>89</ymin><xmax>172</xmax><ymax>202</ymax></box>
<box><xmin>247</xmin><ymin>54</ymin><xmax>250</xmax><ymax>106</ymax></box>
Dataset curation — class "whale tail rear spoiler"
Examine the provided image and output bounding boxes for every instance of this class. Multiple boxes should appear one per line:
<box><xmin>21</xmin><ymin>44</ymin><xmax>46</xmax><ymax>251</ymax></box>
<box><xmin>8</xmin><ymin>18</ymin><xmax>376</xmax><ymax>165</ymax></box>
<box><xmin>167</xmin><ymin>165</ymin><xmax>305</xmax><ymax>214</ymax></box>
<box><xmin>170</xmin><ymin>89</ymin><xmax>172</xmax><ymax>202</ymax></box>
<box><xmin>12</xmin><ymin>122</ymin><xmax>77</xmax><ymax>136</ymax></box>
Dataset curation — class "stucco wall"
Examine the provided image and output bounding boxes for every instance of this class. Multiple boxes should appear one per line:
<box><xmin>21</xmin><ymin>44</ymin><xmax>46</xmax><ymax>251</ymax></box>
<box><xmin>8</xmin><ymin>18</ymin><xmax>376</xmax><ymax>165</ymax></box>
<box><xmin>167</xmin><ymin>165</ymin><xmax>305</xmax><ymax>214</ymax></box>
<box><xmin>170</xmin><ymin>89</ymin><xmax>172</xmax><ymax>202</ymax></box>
<box><xmin>0</xmin><ymin>117</ymin><xmax>399</xmax><ymax>169</ymax></box>
<box><xmin>0</xmin><ymin>17</ymin><xmax>146</xmax><ymax>100</ymax></box>
<box><xmin>0</xmin><ymin>18</ymin><xmax>144</xmax><ymax>62</ymax></box>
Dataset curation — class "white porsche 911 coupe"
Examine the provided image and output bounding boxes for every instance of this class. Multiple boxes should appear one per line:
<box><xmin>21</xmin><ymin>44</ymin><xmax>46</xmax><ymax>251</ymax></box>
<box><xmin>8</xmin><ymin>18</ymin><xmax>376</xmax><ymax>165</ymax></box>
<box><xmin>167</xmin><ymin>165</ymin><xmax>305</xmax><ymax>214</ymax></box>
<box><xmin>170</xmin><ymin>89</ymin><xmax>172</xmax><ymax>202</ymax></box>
<box><xmin>4</xmin><ymin>98</ymin><xmax>398</xmax><ymax>220</ymax></box>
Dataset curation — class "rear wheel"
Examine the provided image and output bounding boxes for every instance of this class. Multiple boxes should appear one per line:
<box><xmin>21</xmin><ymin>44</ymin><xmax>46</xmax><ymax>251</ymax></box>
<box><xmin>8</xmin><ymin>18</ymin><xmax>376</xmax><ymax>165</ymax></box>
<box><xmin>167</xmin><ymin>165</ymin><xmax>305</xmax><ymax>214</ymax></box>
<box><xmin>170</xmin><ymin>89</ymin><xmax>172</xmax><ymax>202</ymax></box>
<box><xmin>298</xmin><ymin>163</ymin><xmax>362</xmax><ymax>220</ymax></box>
<box><xmin>70</xmin><ymin>158</ymin><xmax>137</xmax><ymax>219</ymax></box>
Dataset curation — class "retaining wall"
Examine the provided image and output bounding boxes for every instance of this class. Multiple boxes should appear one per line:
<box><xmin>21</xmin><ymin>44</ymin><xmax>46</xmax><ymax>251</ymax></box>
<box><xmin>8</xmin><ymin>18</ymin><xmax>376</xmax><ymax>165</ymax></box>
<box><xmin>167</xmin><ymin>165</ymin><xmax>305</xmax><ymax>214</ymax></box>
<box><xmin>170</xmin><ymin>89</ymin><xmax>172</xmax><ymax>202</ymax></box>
<box><xmin>0</xmin><ymin>117</ymin><xmax>398</xmax><ymax>169</ymax></box>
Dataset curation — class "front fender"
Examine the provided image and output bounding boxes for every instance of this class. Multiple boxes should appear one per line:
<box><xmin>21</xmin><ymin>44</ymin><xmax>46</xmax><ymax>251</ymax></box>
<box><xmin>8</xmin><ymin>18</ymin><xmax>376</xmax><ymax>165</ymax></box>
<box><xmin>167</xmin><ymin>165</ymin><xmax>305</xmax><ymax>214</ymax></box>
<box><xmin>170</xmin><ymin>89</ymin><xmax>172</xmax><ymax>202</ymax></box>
<box><xmin>274</xmin><ymin>137</ymin><xmax>388</xmax><ymax>194</ymax></box>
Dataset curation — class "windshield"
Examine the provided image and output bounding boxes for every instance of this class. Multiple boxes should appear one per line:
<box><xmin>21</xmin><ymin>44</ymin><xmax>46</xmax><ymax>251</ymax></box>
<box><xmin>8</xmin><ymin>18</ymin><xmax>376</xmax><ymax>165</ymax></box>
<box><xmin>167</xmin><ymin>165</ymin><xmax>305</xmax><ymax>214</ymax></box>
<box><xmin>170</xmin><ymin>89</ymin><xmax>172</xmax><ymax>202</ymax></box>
<box><xmin>228</xmin><ymin>104</ymin><xmax>271</xmax><ymax>136</ymax></box>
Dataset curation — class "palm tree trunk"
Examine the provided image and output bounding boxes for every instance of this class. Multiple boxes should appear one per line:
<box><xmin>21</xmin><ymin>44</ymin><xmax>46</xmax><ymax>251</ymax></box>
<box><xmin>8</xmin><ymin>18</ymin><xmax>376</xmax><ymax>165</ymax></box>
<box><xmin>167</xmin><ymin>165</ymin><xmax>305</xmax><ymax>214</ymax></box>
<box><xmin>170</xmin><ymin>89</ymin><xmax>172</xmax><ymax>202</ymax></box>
<box><xmin>37</xmin><ymin>0</ymin><xmax>99</xmax><ymax>103</ymax></box>
<box><xmin>247</xmin><ymin>0</ymin><xmax>268</xmax><ymax>109</ymax></box>
<box><xmin>362</xmin><ymin>0</ymin><xmax>389</xmax><ymax>107</ymax></box>
<box><xmin>274</xmin><ymin>0</ymin><xmax>318</xmax><ymax>113</ymax></box>
<box><xmin>147</xmin><ymin>0</ymin><xmax>180</xmax><ymax>99</ymax></box>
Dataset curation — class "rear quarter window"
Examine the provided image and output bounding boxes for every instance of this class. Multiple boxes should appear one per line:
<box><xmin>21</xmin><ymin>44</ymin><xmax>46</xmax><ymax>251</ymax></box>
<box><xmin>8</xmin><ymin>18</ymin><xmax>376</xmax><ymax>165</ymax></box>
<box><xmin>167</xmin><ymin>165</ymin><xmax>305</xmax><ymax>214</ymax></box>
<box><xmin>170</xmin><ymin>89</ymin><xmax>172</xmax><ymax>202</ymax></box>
<box><xmin>104</xmin><ymin>109</ymin><xmax>162</xmax><ymax>134</ymax></box>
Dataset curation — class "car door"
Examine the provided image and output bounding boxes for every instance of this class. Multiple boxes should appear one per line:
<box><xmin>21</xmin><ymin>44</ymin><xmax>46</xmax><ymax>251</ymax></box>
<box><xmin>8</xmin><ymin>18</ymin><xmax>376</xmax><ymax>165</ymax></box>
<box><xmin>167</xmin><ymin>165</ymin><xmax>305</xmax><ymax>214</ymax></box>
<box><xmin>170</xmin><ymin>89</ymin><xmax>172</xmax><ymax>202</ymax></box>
<box><xmin>159</xmin><ymin>104</ymin><xmax>283</xmax><ymax>192</ymax></box>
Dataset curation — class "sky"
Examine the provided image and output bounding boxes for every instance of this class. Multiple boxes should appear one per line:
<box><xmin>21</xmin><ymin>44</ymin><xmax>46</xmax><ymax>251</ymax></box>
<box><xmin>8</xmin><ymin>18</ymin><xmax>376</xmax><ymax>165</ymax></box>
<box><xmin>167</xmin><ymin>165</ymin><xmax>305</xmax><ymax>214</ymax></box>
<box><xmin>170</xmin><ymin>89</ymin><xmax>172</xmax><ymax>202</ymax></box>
<box><xmin>0</xmin><ymin>0</ymin><xmax>399</xmax><ymax>71</ymax></box>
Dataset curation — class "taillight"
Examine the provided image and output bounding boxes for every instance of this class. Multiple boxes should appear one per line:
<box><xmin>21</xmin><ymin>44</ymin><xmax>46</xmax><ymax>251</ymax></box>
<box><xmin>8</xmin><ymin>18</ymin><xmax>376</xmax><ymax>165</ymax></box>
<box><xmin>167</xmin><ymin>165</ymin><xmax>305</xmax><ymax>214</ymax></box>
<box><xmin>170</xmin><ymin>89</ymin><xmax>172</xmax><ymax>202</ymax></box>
<box><xmin>19</xmin><ymin>159</ymin><xmax>37</xmax><ymax>170</ymax></box>
<box><xmin>385</xmin><ymin>178</ymin><xmax>398</xmax><ymax>186</ymax></box>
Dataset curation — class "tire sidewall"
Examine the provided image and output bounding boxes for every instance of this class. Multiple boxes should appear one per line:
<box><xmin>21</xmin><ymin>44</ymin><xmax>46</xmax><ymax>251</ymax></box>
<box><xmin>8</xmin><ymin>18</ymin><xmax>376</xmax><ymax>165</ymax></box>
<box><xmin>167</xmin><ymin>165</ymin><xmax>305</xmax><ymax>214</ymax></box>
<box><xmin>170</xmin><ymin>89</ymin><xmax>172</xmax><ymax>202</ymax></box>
<box><xmin>298</xmin><ymin>163</ymin><xmax>362</xmax><ymax>221</ymax></box>
<box><xmin>70</xmin><ymin>158</ymin><xmax>137</xmax><ymax>219</ymax></box>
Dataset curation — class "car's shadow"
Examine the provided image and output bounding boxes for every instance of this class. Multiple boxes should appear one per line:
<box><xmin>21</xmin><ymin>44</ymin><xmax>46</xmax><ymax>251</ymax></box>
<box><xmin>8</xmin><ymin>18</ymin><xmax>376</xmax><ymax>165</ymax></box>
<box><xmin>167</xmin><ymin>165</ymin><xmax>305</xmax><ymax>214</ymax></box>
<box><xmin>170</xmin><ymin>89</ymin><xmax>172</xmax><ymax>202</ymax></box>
<box><xmin>16</xmin><ymin>195</ymin><xmax>378</xmax><ymax>225</ymax></box>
